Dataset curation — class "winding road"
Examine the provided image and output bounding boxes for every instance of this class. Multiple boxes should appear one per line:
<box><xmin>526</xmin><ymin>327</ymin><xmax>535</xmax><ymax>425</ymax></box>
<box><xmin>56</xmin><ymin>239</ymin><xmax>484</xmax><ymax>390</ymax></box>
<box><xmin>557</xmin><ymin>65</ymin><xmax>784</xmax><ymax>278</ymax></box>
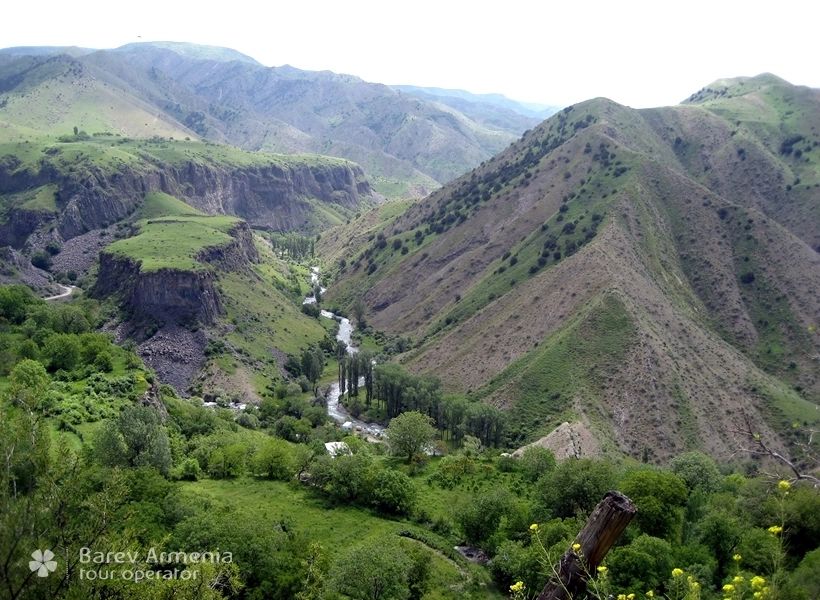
<box><xmin>44</xmin><ymin>284</ymin><xmax>74</xmax><ymax>301</ymax></box>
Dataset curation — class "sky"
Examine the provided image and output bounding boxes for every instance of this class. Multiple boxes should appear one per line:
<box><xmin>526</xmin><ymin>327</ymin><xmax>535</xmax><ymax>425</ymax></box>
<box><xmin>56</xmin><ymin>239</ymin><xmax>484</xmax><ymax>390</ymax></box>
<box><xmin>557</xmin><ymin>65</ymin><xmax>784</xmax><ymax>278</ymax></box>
<box><xmin>3</xmin><ymin>0</ymin><xmax>818</xmax><ymax>109</ymax></box>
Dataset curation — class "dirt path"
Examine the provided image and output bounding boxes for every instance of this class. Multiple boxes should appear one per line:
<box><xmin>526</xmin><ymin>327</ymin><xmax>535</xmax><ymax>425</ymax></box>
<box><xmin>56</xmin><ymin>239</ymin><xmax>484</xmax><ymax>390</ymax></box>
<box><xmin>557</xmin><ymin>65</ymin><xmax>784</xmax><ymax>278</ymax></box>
<box><xmin>44</xmin><ymin>285</ymin><xmax>74</xmax><ymax>301</ymax></box>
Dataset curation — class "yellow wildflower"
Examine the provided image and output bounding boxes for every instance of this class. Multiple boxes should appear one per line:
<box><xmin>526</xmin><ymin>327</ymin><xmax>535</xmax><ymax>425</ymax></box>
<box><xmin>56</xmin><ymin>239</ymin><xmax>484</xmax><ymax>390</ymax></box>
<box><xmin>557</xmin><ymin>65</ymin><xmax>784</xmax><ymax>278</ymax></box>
<box><xmin>751</xmin><ymin>576</ymin><xmax>766</xmax><ymax>589</ymax></box>
<box><xmin>768</xmin><ymin>525</ymin><xmax>783</xmax><ymax>535</ymax></box>
<box><xmin>573</xmin><ymin>543</ymin><xmax>581</xmax><ymax>552</ymax></box>
<box><xmin>723</xmin><ymin>584</ymin><xmax>734</xmax><ymax>593</ymax></box>
<box><xmin>530</xmin><ymin>523</ymin><xmax>539</xmax><ymax>531</ymax></box>
<box><xmin>691</xmin><ymin>582</ymin><xmax>700</xmax><ymax>590</ymax></box>
<box><xmin>597</xmin><ymin>566</ymin><xmax>608</xmax><ymax>574</ymax></box>
<box><xmin>618</xmin><ymin>595</ymin><xmax>627</xmax><ymax>600</ymax></box>
<box><xmin>672</xmin><ymin>568</ymin><xmax>684</xmax><ymax>577</ymax></box>
<box><xmin>628</xmin><ymin>595</ymin><xmax>635</xmax><ymax>599</ymax></box>
<box><xmin>753</xmin><ymin>593</ymin><xmax>762</xmax><ymax>599</ymax></box>
<box><xmin>779</xmin><ymin>480</ymin><xmax>791</xmax><ymax>491</ymax></box>
<box><xmin>733</xmin><ymin>576</ymin><xmax>744</xmax><ymax>584</ymax></box>
<box><xmin>646</xmin><ymin>592</ymin><xmax>654</xmax><ymax>598</ymax></box>
<box><xmin>732</xmin><ymin>554</ymin><xmax>742</xmax><ymax>562</ymax></box>
<box><xmin>510</xmin><ymin>581</ymin><xmax>525</xmax><ymax>592</ymax></box>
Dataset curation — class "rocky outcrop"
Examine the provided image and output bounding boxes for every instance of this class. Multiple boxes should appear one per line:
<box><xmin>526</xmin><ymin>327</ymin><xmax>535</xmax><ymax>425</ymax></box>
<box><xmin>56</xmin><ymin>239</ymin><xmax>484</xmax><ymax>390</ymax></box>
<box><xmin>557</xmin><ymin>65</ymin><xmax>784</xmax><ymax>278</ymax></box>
<box><xmin>0</xmin><ymin>246</ymin><xmax>58</xmax><ymax>295</ymax></box>
<box><xmin>93</xmin><ymin>221</ymin><xmax>258</xmax><ymax>324</ymax></box>
<box><xmin>95</xmin><ymin>252</ymin><xmax>223</xmax><ymax>324</ymax></box>
<box><xmin>195</xmin><ymin>221</ymin><xmax>259</xmax><ymax>269</ymax></box>
<box><xmin>0</xmin><ymin>155</ymin><xmax>379</xmax><ymax>248</ymax></box>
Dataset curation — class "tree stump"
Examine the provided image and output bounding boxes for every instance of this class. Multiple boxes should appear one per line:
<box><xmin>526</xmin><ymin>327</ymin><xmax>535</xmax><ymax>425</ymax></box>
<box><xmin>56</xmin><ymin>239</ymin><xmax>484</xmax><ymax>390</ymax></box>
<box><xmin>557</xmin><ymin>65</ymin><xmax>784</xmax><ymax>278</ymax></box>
<box><xmin>537</xmin><ymin>491</ymin><xmax>637</xmax><ymax>600</ymax></box>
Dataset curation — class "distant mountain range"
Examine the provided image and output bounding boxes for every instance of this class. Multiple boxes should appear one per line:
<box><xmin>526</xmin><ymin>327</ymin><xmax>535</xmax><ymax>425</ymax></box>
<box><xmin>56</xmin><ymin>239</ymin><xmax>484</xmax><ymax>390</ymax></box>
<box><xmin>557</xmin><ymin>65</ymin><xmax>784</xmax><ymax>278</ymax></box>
<box><xmin>324</xmin><ymin>73</ymin><xmax>820</xmax><ymax>463</ymax></box>
<box><xmin>391</xmin><ymin>85</ymin><xmax>560</xmax><ymax>119</ymax></box>
<box><xmin>0</xmin><ymin>42</ymin><xmax>559</xmax><ymax>197</ymax></box>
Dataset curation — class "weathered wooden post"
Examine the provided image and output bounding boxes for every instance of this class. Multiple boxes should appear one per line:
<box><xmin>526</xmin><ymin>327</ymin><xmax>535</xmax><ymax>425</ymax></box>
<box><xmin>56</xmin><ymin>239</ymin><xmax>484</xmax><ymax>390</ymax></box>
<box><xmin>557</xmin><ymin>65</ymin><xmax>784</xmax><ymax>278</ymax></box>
<box><xmin>537</xmin><ymin>491</ymin><xmax>637</xmax><ymax>600</ymax></box>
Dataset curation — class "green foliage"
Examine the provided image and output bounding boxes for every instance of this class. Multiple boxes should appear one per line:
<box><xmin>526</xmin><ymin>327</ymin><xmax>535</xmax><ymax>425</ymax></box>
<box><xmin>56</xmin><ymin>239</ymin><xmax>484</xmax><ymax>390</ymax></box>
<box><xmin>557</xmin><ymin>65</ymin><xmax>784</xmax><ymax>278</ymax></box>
<box><xmin>518</xmin><ymin>446</ymin><xmax>557</xmax><ymax>482</ymax></box>
<box><xmin>252</xmin><ymin>438</ymin><xmax>294</xmax><ymax>480</ymax></box>
<box><xmin>0</xmin><ymin>408</ymin><xmax>131</xmax><ymax>600</ymax></box>
<box><xmin>208</xmin><ymin>443</ymin><xmax>248</xmax><ymax>478</ymax></box>
<box><xmin>329</xmin><ymin>537</ymin><xmax>412</xmax><ymax>600</ymax></box>
<box><xmin>42</xmin><ymin>332</ymin><xmax>81</xmax><ymax>371</ymax></box>
<box><xmin>30</xmin><ymin>250</ymin><xmax>52</xmax><ymax>270</ymax></box>
<box><xmin>791</xmin><ymin>548</ymin><xmax>820</xmax><ymax>600</ymax></box>
<box><xmin>607</xmin><ymin>534</ymin><xmax>675</xmax><ymax>594</ymax></box>
<box><xmin>369</xmin><ymin>469</ymin><xmax>417</xmax><ymax>515</ymax></box>
<box><xmin>6</xmin><ymin>358</ymin><xmax>49</xmax><ymax>410</ymax></box>
<box><xmin>670</xmin><ymin>451</ymin><xmax>724</xmax><ymax>494</ymax></box>
<box><xmin>94</xmin><ymin>405</ymin><xmax>172</xmax><ymax>476</ymax></box>
<box><xmin>0</xmin><ymin>284</ymin><xmax>41</xmax><ymax>323</ymax></box>
<box><xmin>455</xmin><ymin>488</ymin><xmax>516</xmax><ymax>547</ymax></box>
<box><xmin>310</xmin><ymin>452</ymin><xmax>374</xmax><ymax>504</ymax></box>
<box><xmin>537</xmin><ymin>458</ymin><xmax>618</xmax><ymax>518</ymax></box>
<box><xmin>620</xmin><ymin>469</ymin><xmax>688</xmax><ymax>540</ymax></box>
<box><xmin>386</xmin><ymin>411</ymin><xmax>436</xmax><ymax>462</ymax></box>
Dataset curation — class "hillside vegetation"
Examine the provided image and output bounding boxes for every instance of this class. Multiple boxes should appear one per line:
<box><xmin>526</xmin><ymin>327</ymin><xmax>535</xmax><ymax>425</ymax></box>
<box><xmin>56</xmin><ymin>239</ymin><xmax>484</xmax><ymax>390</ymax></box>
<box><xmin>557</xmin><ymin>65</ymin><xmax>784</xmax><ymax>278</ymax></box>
<box><xmin>325</xmin><ymin>74</ymin><xmax>820</xmax><ymax>463</ymax></box>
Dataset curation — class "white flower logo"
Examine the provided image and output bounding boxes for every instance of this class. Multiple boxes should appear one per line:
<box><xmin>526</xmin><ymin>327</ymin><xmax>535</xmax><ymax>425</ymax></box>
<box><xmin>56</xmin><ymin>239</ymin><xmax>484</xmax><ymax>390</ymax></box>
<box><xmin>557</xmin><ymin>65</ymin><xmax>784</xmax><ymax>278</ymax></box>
<box><xmin>29</xmin><ymin>549</ymin><xmax>57</xmax><ymax>577</ymax></box>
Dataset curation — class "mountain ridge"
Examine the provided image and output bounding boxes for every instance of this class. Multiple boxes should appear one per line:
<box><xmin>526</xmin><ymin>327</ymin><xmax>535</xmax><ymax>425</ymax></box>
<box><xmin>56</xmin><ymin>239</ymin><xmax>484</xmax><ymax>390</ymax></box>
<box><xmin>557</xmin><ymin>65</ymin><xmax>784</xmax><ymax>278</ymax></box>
<box><xmin>323</xmin><ymin>75</ymin><xmax>820</xmax><ymax>462</ymax></box>
<box><xmin>1</xmin><ymin>42</ymin><xmax>549</xmax><ymax>196</ymax></box>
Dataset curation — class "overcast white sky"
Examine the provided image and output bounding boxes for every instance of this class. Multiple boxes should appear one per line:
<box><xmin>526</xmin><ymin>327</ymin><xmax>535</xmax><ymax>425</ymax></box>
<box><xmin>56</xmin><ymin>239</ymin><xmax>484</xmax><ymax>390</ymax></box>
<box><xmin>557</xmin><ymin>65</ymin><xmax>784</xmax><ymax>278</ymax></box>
<box><xmin>4</xmin><ymin>0</ymin><xmax>818</xmax><ymax>108</ymax></box>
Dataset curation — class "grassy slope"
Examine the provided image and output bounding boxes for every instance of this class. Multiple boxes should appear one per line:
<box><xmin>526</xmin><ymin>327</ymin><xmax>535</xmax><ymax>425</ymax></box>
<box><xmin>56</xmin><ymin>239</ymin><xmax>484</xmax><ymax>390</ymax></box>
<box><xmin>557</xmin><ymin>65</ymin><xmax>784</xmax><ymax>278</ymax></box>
<box><xmin>178</xmin><ymin>456</ymin><xmax>539</xmax><ymax>599</ymax></box>
<box><xmin>105</xmin><ymin>214</ymin><xmax>239</xmax><ymax>272</ymax></box>
<box><xmin>0</xmin><ymin>55</ymin><xmax>193</xmax><ymax>139</ymax></box>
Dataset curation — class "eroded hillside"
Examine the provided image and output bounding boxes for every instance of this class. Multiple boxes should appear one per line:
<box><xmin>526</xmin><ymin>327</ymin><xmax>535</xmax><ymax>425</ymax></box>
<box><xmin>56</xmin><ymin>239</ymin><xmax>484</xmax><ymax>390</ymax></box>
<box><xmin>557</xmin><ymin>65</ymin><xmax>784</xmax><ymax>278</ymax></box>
<box><xmin>325</xmin><ymin>75</ymin><xmax>820</xmax><ymax>462</ymax></box>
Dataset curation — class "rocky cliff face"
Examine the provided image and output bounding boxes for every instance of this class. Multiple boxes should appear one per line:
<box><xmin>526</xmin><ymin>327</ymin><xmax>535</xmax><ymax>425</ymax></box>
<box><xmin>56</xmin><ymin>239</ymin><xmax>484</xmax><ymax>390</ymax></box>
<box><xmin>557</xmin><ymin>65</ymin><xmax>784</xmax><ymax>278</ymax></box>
<box><xmin>95</xmin><ymin>252</ymin><xmax>223</xmax><ymax>324</ymax></box>
<box><xmin>0</xmin><ymin>156</ymin><xmax>378</xmax><ymax>248</ymax></box>
<box><xmin>94</xmin><ymin>221</ymin><xmax>259</xmax><ymax>325</ymax></box>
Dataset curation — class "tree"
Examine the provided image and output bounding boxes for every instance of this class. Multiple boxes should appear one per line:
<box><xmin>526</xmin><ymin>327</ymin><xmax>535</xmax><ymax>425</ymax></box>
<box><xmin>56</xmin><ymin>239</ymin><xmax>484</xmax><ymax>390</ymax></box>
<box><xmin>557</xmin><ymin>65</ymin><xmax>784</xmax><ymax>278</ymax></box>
<box><xmin>537</xmin><ymin>458</ymin><xmax>617</xmax><ymax>518</ymax></box>
<box><xmin>351</xmin><ymin>298</ymin><xmax>367</xmax><ymax>328</ymax></box>
<box><xmin>386</xmin><ymin>411</ymin><xmax>436</xmax><ymax>462</ymax></box>
<box><xmin>42</xmin><ymin>333</ymin><xmax>81</xmax><ymax>371</ymax></box>
<box><xmin>455</xmin><ymin>488</ymin><xmax>515</xmax><ymax>547</ymax></box>
<box><xmin>301</xmin><ymin>345</ymin><xmax>324</xmax><ymax>394</ymax></box>
<box><xmin>607</xmin><ymin>535</ymin><xmax>674</xmax><ymax>594</ymax></box>
<box><xmin>7</xmin><ymin>359</ymin><xmax>50</xmax><ymax>413</ymax></box>
<box><xmin>670</xmin><ymin>451</ymin><xmax>724</xmax><ymax>494</ymax></box>
<box><xmin>518</xmin><ymin>446</ymin><xmax>556</xmax><ymax>482</ymax></box>
<box><xmin>368</xmin><ymin>469</ymin><xmax>417</xmax><ymax>515</ymax></box>
<box><xmin>619</xmin><ymin>469</ymin><xmax>688</xmax><ymax>540</ymax></box>
<box><xmin>93</xmin><ymin>405</ymin><xmax>172</xmax><ymax>476</ymax></box>
<box><xmin>329</xmin><ymin>538</ymin><xmax>411</xmax><ymax>600</ymax></box>
<box><xmin>0</xmin><ymin>409</ymin><xmax>131</xmax><ymax>600</ymax></box>
<box><xmin>253</xmin><ymin>438</ymin><xmax>294</xmax><ymax>480</ymax></box>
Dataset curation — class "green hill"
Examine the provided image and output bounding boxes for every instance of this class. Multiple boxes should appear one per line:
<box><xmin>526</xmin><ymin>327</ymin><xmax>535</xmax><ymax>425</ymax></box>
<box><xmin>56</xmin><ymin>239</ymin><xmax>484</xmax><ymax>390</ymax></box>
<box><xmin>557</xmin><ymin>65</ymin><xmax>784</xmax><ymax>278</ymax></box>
<box><xmin>1</xmin><ymin>42</ymin><xmax>544</xmax><ymax>198</ymax></box>
<box><xmin>324</xmin><ymin>75</ymin><xmax>820</xmax><ymax>463</ymax></box>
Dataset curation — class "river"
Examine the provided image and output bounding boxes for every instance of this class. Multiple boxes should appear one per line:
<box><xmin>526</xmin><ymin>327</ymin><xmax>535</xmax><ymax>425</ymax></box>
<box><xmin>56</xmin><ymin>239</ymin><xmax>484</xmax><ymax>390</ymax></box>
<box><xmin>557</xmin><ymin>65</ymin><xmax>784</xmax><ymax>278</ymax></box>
<box><xmin>305</xmin><ymin>267</ymin><xmax>384</xmax><ymax>437</ymax></box>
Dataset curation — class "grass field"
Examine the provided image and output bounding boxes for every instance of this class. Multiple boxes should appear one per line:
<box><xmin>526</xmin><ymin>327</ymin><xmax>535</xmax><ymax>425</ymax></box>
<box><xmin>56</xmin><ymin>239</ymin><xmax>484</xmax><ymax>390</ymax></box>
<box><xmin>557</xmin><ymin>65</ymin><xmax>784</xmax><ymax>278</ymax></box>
<box><xmin>177</xmin><ymin>457</ymin><xmax>530</xmax><ymax>599</ymax></box>
<box><xmin>105</xmin><ymin>215</ymin><xmax>240</xmax><ymax>272</ymax></box>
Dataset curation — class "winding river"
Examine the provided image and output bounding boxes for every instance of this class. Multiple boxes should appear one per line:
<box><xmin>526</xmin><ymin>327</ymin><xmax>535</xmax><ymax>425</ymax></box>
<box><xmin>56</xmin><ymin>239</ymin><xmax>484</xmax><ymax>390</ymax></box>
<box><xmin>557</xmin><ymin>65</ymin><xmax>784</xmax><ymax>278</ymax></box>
<box><xmin>305</xmin><ymin>268</ymin><xmax>384</xmax><ymax>437</ymax></box>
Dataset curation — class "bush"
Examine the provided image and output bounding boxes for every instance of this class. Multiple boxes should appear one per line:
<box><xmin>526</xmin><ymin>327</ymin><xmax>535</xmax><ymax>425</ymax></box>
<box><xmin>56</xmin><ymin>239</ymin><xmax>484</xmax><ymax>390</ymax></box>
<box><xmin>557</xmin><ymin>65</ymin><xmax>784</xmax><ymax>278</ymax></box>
<box><xmin>369</xmin><ymin>469</ymin><xmax>417</xmax><ymax>515</ymax></box>
<box><xmin>93</xmin><ymin>351</ymin><xmax>114</xmax><ymax>372</ymax></box>
<box><xmin>31</xmin><ymin>251</ymin><xmax>52</xmax><ymax>270</ymax></box>
<box><xmin>519</xmin><ymin>446</ymin><xmax>556</xmax><ymax>482</ymax></box>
